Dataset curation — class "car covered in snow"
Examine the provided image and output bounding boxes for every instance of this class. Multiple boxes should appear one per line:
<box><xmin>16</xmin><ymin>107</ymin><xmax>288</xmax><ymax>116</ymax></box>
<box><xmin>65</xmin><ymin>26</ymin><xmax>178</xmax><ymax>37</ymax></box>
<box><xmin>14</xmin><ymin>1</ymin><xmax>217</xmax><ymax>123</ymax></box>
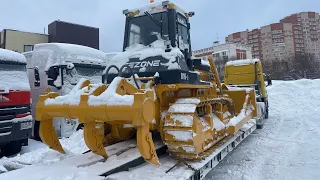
<box><xmin>0</xmin><ymin>48</ymin><xmax>32</xmax><ymax>156</ymax></box>
<box><xmin>25</xmin><ymin>43</ymin><xmax>108</xmax><ymax>139</ymax></box>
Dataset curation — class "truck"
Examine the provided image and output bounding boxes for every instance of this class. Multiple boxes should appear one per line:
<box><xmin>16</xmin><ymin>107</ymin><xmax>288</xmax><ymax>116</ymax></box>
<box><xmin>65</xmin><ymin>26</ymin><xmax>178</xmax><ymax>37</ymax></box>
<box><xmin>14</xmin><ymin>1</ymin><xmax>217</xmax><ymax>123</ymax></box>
<box><xmin>0</xmin><ymin>48</ymin><xmax>32</xmax><ymax>156</ymax></box>
<box><xmin>24</xmin><ymin>43</ymin><xmax>108</xmax><ymax>140</ymax></box>
<box><xmin>224</xmin><ymin>59</ymin><xmax>272</xmax><ymax>128</ymax></box>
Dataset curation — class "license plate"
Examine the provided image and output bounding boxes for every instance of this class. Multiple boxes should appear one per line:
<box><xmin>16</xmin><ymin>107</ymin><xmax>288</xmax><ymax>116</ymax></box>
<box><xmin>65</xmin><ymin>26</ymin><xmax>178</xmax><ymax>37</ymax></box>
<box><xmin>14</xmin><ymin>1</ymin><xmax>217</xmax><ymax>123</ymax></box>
<box><xmin>20</xmin><ymin>122</ymin><xmax>32</xmax><ymax>130</ymax></box>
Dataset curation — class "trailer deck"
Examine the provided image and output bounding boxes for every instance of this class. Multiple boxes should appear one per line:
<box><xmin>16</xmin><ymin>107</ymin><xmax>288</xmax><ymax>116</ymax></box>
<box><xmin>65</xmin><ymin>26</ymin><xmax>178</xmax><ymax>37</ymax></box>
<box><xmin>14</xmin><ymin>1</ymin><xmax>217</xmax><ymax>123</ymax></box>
<box><xmin>0</xmin><ymin>120</ymin><xmax>256</xmax><ymax>180</ymax></box>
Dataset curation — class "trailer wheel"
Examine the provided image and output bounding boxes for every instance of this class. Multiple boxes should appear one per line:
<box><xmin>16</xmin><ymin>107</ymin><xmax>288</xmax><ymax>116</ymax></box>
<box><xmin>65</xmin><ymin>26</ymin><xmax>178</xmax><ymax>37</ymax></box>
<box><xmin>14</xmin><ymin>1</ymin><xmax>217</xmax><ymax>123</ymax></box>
<box><xmin>257</xmin><ymin>106</ymin><xmax>265</xmax><ymax>129</ymax></box>
<box><xmin>1</xmin><ymin>141</ymin><xmax>22</xmax><ymax>157</ymax></box>
<box><xmin>76</xmin><ymin>123</ymin><xmax>84</xmax><ymax>131</ymax></box>
<box><xmin>33</xmin><ymin>120</ymin><xmax>42</xmax><ymax>141</ymax></box>
<box><xmin>265</xmin><ymin>101</ymin><xmax>269</xmax><ymax>119</ymax></box>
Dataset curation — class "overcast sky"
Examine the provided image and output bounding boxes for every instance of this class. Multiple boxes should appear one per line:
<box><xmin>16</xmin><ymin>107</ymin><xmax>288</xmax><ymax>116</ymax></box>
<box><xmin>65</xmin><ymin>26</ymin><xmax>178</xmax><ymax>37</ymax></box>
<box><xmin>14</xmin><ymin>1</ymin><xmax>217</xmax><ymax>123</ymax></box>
<box><xmin>0</xmin><ymin>0</ymin><xmax>318</xmax><ymax>52</ymax></box>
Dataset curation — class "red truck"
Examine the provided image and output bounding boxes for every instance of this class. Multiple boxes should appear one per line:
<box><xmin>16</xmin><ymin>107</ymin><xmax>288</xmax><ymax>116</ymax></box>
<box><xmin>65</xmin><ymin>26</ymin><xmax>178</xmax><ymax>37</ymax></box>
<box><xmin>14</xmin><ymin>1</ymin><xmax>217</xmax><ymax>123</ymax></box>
<box><xmin>0</xmin><ymin>48</ymin><xmax>32</xmax><ymax>156</ymax></box>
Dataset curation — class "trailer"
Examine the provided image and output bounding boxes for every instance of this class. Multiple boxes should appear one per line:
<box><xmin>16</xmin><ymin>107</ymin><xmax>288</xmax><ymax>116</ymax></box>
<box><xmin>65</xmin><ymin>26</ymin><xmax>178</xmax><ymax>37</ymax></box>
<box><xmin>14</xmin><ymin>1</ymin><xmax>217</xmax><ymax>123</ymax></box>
<box><xmin>0</xmin><ymin>119</ymin><xmax>256</xmax><ymax>180</ymax></box>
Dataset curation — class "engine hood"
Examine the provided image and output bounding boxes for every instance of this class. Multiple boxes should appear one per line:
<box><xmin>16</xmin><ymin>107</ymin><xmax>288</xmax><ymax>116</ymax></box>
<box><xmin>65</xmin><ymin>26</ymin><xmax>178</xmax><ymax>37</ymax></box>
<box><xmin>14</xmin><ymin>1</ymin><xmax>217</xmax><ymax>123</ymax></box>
<box><xmin>105</xmin><ymin>40</ymin><xmax>188</xmax><ymax>74</ymax></box>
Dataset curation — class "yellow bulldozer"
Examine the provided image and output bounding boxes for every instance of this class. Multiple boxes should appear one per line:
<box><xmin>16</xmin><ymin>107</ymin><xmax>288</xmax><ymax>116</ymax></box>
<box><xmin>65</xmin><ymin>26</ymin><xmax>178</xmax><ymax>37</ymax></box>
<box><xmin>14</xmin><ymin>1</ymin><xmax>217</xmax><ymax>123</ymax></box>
<box><xmin>36</xmin><ymin>1</ymin><xmax>261</xmax><ymax>166</ymax></box>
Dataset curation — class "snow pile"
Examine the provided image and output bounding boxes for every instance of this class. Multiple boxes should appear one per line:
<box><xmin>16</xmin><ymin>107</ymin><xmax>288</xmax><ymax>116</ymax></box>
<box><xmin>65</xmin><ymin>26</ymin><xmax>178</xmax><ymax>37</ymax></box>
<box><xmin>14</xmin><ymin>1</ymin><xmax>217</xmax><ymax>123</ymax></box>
<box><xmin>201</xmin><ymin>59</ymin><xmax>211</xmax><ymax>67</ymax></box>
<box><xmin>0</xmin><ymin>70</ymin><xmax>30</xmax><ymax>91</ymax></box>
<box><xmin>165</xmin><ymin>130</ymin><xmax>192</xmax><ymax>142</ymax></box>
<box><xmin>227</xmin><ymin>107</ymin><xmax>253</xmax><ymax>127</ymax></box>
<box><xmin>32</xmin><ymin>43</ymin><xmax>107</xmax><ymax>71</ymax></box>
<box><xmin>213</xmin><ymin>114</ymin><xmax>225</xmax><ymax>131</ymax></box>
<box><xmin>200</xmin><ymin>117</ymin><xmax>211</xmax><ymax>132</ymax></box>
<box><xmin>0</xmin><ymin>48</ymin><xmax>26</xmax><ymax>63</ymax></box>
<box><xmin>166</xmin><ymin>114</ymin><xmax>194</xmax><ymax>127</ymax></box>
<box><xmin>168</xmin><ymin>104</ymin><xmax>197</xmax><ymax>113</ymax></box>
<box><xmin>105</xmin><ymin>39</ymin><xmax>184</xmax><ymax>73</ymax></box>
<box><xmin>227</xmin><ymin>86</ymin><xmax>254</xmax><ymax>93</ymax></box>
<box><xmin>45</xmin><ymin>78</ymin><xmax>102</xmax><ymax>105</ymax></box>
<box><xmin>88</xmin><ymin>77</ymin><xmax>134</xmax><ymax>106</ymax></box>
<box><xmin>175</xmin><ymin>98</ymin><xmax>200</xmax><ymax>104</ymax></box>
<box><xmin>0</xmin><ymin>130</ymin><xmax>87</xmax><ymax>173</ymax></box>
<box><xmin>226</xmin><ymin>59</ymin><xmax>259</xmax><ymax>66</ymax></box>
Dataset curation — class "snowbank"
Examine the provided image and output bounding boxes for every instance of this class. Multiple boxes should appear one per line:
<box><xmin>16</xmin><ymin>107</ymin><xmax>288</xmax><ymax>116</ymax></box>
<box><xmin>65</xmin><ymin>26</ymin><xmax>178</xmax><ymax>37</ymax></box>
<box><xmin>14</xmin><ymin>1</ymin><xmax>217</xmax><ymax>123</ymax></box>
<box><xmin>226</xmin><ymin>59</ymin><xmax>259</xmax><ymax>66</ymax></box>
<box><xmin>207</xmin><ymin>78</ymin><xmax>320</xmax><ymax>180</ymax></box>
<box><xmin>0</xmin><ymin>48</ymin><xmax>26</xmax><ymax>63</ymax></box>
<box><xmin>0</xmin><ymin>130</ymin><xmax>87</xmax><ymax>173</ymax></box>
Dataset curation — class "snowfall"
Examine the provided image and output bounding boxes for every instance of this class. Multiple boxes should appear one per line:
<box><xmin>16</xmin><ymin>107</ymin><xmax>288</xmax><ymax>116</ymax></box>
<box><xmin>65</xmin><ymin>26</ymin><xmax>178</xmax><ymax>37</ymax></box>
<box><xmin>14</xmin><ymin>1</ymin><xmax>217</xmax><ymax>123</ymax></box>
<box><xmin>0</xmin><ymin>79</ymin><xmax>319</xmax><ymax>180</ymax></box>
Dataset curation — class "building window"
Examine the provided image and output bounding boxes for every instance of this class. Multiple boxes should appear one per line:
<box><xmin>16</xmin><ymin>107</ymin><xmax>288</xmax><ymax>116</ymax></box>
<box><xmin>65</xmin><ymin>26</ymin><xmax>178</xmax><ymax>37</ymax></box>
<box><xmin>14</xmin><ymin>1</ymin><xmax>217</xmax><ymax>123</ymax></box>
<box><xmin>24</xmin><ymin>45</ymin><xmax>34</xmax><ymax>52</ymax></box>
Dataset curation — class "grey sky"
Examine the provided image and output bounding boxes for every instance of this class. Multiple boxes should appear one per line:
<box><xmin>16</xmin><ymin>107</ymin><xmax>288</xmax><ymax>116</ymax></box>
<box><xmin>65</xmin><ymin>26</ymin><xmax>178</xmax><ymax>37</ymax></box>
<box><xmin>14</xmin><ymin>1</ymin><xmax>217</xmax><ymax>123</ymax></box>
<box><xmin>0</xmin><ymin>0</ymin><xmax>318</xmax><ymax>52</ymax></box>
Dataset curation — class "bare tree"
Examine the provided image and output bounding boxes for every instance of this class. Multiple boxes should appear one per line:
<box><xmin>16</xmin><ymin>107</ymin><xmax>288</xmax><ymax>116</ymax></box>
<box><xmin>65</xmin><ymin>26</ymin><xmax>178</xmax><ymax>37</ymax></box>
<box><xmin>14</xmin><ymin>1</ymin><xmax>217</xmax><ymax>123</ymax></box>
<box><xmin>291</xmin><ymin>53</ymin><xmax>317</xmax><ymax>79</ymax></box>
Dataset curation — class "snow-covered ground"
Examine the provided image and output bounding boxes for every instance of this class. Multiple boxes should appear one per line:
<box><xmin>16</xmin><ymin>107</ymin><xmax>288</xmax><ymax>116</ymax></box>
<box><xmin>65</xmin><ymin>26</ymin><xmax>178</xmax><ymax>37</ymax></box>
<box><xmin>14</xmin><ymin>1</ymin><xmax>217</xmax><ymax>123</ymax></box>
<box><xmin>0</xmin><ymin>130</ymin><xmax>88</xmax><ymax>173</ymax></box>
<box><xmin>206</xmin><ymin>79</ymin><xmax>320</xmax><ymax>180</ymax></box>
<box><xmin>0</xmin><ymin>79</ymin><xmax>319</xmax><ymax>180</ymax></box>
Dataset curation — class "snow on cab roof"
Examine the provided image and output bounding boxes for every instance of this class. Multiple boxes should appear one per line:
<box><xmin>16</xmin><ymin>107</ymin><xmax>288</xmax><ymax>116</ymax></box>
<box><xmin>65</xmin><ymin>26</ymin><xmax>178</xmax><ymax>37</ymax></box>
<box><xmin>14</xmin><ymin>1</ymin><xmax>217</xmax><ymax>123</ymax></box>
<box><xmin>127</xmin><ymin>1</ymin><xmax>188</xmax><ymax>17</ymax></box>
<box><xmin>33</xmin><ymin>43</ymin><xmax>107</xmax><ymax>70</ymax></box>
<box><xmin>226</xmin><ymin>59</ymin><xmax>260</xmax><ymax>66</ymax></box>
<box><xmin>0</xmin><ymin>48</ymin><xmax>26</xmax><ymax>64</ymax></box>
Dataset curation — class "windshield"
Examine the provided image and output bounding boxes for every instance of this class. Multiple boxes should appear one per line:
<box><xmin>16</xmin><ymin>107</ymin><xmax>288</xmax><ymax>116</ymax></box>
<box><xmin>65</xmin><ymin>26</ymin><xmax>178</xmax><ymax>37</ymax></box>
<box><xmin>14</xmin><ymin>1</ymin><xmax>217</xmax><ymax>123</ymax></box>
<box><xmin>73</xmin><ymin>65</ymin><xmax>104</xmax><ymax>84</ymax></box>
<box><xmin>56</xmin><ymin>64</ymin><xmax>105</xmax><ymax>95</ymax></box>
<box><xmin>0</xmin><ymin>63</ymin><xmax>30</xmax><ymax>91</ymax></box>
<box><xmin>126</xmin><ymin>12</ymin><xmax>168</xmax><ymax>49</ymax></box>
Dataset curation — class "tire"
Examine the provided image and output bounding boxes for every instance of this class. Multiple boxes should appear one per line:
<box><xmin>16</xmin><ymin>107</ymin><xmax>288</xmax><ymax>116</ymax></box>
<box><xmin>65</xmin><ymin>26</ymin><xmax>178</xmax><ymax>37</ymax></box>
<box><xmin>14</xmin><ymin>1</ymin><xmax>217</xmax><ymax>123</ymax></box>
<box><xmin>76</xmin><ymin>123</ymin><xmax>84</xmax><ymax>131</ymax></box>
<box><xmin>1</xmin><ymin>141</ymin><xmax>22</xmax><ymax>157</ymax></box>
<box><xmin>265</xmin><ymin>101</ymin><xmax>269</xmax><ymax>119</ymax></box>
<box><xmin>257</xmin><ymin>106</ymin><xmax>265</xmax><ymax>129</ymax></box>
<box><xmin>257</xmin><ymin>123</ymin><xmax>264</xmax><ymax>129</ymax></box>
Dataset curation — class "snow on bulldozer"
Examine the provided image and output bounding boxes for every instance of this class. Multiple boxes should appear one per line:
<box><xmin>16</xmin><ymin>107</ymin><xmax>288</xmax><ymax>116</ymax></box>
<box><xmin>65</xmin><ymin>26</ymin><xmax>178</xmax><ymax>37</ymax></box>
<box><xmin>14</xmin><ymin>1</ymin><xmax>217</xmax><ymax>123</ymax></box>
<box><xmin>36</xmin><ymin>1</ymin><xmax>259</xmax><ymax>166</ymax></box>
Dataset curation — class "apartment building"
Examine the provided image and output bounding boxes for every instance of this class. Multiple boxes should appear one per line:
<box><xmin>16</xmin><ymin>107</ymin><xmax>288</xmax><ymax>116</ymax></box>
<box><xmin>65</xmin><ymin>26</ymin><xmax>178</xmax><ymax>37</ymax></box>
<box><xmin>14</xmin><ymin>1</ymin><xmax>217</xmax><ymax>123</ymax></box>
<box><xmin>193</xmin><ymin>43</ymin><xmax>252</xmax><ymax>60</ymax></box>
<box><xmin>193</xmin><ymin>43</ymin><xmax>252</xmax><ymax>79</ymax></box>
<box><xmin>226</xmin><ymin>11</ymin><xmax>320</xmax><ymax>61</ymax></box>
<box><xmin>280</xmin><ymin>12</ymin><xmax>320</xmax><ymax>59</ymax></box>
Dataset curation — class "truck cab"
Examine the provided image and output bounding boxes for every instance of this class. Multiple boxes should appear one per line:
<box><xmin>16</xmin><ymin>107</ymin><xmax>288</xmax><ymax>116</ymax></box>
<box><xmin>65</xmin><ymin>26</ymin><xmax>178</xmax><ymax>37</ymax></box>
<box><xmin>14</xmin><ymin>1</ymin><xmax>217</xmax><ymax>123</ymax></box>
<box><xmin>0</xmin><ymin>48</ymin><xmax>32</xmax><ymax>156</ymax></box>
<box><xmin>224</xmin><ymin>59</ymin><xmax>270</xmax><ymax>128</ymax></box>
<box><xmin>25</xmin><ymin>43</ymin><xmax>108</xmax><ymax>139</ymax></box>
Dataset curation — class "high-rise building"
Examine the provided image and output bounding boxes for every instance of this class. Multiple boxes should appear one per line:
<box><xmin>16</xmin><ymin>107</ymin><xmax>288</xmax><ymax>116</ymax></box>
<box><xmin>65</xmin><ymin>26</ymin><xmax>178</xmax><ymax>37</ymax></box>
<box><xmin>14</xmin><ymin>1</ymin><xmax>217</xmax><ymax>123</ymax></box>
<box><xmin>280</xmin><ymin>12</ymin><xmax>320</xmax><ymax>59</ymax></box>
<box><xmin>226</xmin><ymin>11</ymin><xmax>320</xmax><ymax>61</ymax></box>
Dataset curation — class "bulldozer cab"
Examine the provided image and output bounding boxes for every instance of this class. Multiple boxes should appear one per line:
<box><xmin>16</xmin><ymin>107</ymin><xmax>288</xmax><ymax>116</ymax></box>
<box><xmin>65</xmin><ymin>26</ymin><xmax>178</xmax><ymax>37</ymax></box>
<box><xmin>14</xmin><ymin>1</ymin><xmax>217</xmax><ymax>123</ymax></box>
<box><xmin>104</xmin><ymin>1</ymin><xmax>203</xmax><ymax>85</ymax></box>
<box><xmin>224</xmin><ymin>59</ymin><xmax>268</xmax><ymax>100</ymax></box>
<box><xmin>122</xmin><ymin>1</ymin><xmax>193</xmax><ymax>57</ymax></box>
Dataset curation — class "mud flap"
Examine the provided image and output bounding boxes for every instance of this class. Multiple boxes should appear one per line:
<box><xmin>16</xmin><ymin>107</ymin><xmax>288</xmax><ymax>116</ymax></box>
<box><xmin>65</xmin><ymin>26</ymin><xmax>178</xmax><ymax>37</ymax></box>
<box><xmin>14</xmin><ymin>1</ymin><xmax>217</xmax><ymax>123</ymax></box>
<box><xmin>39</xmin><ymin>119</ymin><xmax>65</xmax><ymax>154</ymax></box>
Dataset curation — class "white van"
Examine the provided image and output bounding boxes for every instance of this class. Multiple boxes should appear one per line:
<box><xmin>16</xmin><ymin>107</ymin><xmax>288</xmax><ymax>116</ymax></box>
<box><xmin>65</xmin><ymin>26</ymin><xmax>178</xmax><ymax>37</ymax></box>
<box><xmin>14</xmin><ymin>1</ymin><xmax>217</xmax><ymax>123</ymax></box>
<box><xmin>26</xmin><ymin>43</ymin><xmax>107</xmax><ymax>139</ymax></box>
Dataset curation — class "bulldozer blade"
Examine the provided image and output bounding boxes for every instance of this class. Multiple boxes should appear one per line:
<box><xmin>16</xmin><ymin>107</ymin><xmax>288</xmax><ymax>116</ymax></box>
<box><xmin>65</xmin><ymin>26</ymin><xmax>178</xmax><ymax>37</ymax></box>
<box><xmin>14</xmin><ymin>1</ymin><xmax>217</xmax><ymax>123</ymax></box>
<box><xmin>136</xmin><ymin>126</ymin><xmax>160</xmax><ymax>166</ymax></box>
<box><xmin>39</xmin><ymin>120</ymin><xmax>65</xmax><ymax>154</ymax></box>
<box><xmin>83</xmin><ymin>122</ymin><xmax>108</xmax><ymax>158</ymax></box>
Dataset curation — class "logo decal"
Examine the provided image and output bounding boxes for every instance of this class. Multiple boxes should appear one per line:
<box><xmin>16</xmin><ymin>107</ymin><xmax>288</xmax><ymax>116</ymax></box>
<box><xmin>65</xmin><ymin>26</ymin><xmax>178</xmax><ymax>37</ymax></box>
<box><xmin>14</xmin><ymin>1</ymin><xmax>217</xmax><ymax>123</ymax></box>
<box><xmin>126</xmin><ymin>60</ymin><xmax>161</xmax><ymax>69</ymax></box>
<box><xmin>0</xmin><ymin>95</ymin><xmax>9</xmax><ymax>102</ymax></box>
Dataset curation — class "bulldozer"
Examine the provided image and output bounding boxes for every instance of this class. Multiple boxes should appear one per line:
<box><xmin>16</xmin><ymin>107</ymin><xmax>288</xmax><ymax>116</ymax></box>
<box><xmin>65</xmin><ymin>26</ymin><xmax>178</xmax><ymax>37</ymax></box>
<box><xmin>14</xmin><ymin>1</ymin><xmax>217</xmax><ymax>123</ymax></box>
<box><xmin>36</xmin><ymin>1</ymin><xmax>259</xmax><ymax>166</ymax></box>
